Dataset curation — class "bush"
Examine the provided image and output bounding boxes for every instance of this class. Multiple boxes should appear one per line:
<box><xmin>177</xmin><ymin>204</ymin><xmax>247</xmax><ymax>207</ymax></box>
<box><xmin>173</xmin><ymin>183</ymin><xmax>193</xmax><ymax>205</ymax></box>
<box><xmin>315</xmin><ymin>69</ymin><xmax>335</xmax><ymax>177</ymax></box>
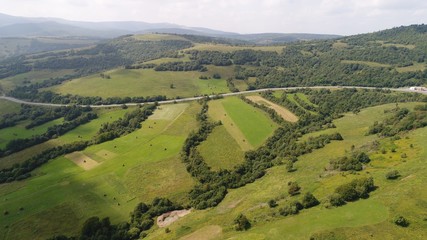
<box><xmin>393</xmin><ymin>216</ymin><xmax>409</xmax><ymax>227</ymax></box>
<box><xmin>234</xmin><ymin>214</ymin><xmax>251</xmax><ymax>231</ymax></box>
<box><xmin>279</xmin><ymin>201</ymin><xmax>303</xmax><ymax>216</ymax></box>
<box><xmin>288</xmin><ymin>181</ymin><xmax>301</xmax><ymax>196</ymax></box>
<box><xmin>302</xmin><ymin>192</ymin><xmax>320</xmax><ymax>209</ymax></box>
<box><xmin>385</xmin><ymin>170</ymin><xmax>400</xmax><ymax>180</ymax></box>
<box><xmin>327</xmin><ymin>193</ymin><xmax>345</xmax><ymax>207</ymax></box>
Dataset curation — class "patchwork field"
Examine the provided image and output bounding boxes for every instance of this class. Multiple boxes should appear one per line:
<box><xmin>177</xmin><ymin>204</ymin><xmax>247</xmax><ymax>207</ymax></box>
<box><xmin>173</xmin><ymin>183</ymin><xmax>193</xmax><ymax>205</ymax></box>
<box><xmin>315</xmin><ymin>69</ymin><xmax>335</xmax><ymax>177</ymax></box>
<box><xmin>246</xmin><ymin>95</ymin><xmax>298</xmax><ymax>122</ymax></box>
<box><xmin>0</xmin><ymin>103</ymin><xmax>200</xmax><ymax>240</ymax></box>
<box><xmin>208</xmin><ymin>97</ymin><xmax>277</xmax><ymax>150</ymax></box>
<box><xmin>46</xmin><ymin>67</ymin><xmax>230</xmax><ymax>98</ymax></box>
<box><xmin>144</xmin><ymin>102</ymin><xmax>427</xmax><ymax>240</ymax></box>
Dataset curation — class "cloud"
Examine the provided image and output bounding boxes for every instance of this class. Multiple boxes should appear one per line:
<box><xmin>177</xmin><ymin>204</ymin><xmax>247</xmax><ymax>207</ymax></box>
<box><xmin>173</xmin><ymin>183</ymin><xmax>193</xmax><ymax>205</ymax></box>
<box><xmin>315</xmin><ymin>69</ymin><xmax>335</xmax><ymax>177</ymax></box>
<box><xmin>0</xmin><ymin>0</ymin><xmax>426</xmax><ymax>35</ymax></box>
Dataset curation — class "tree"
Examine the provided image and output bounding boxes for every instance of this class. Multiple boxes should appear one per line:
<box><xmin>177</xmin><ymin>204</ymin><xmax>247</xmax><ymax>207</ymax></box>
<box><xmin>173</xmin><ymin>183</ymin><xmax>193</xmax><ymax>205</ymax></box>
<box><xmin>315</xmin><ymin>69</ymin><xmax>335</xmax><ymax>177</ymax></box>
<box><xmin>288</xmin><ymin>181</ymin><xmax>301</xmax><ymax>196</ymax></box>
<box><xmin>268</xmin><ymin>199</ymin><xmax>278</xmax><ymax>208</ymax></box>
<box><xmin>234</xmin><ymin>214</ymin><xmax>251</xmax><ymax>231</ymax></box>
<box><xmin>170</xmin><ymin>83</ymin><xmax>175</xmax><ymax>89</ymax></box>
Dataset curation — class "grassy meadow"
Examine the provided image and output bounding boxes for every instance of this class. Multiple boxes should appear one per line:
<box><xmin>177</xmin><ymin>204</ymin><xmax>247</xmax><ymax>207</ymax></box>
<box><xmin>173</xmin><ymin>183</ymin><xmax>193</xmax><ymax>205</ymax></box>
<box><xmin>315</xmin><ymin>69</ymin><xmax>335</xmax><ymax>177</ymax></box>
<box><xmin>143</xmin><ymin>102</ymin><xmax>427</xmax><ymax>240</ymax></box>
<box><xmin>46</xmin><ymin>66</ymin><xmax>231</xmax><ymax>99</ymax></box>
<box><xmin>0</xmin><ymin>103</ymin><xmax>201</xmax><ymax>240</ymax></box>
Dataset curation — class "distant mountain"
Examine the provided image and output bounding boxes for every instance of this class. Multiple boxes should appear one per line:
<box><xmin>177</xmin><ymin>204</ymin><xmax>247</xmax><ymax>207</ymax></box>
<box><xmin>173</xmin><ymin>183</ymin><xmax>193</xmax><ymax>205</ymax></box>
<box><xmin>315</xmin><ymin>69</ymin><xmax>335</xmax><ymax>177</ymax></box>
<box><xmin>0</xmin><ymin>13</ymin><xmax>341</xmax><ymax>43</ymax></box>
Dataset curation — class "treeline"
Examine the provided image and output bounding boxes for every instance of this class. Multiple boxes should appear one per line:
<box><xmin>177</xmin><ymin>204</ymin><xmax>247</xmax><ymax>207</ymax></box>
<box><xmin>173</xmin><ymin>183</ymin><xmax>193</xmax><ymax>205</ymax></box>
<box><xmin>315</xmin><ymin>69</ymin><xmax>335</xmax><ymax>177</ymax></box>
<box><xmin>95</xmin><ymin>105</ymin><xmax>156</xmax><ymax>143</ymax></box>
<box><xmin>0</xmin><ymin>104</ymin><xmax>92</xmax><ymax>130</ymax></box>
<box><xmin>154</xmin><ymin>61</ymin><xmax>207</xmax><ymax>72</ymax></box>
<box><xmin>0</xmin><ymin>141</ymin><xmax>89</xmax><ymax>183</ymax></box>
<box><xmin>367</xmin><ymin>104</ymin><xmax>427</xmax><ymax>137</ymax></box>
<box><xmin>0</xmin><ymin>112</ymin><xmax>97</xmax><ymax>157</ymax></box>
<box><xmin>10</xmin><ymin>84</ymin><xmax>167</xmax><ymax>105</ymax></box>
<box><xmin>0</xmin><ymin>105</ymin><xmax>156</xmax><ymax>184</ymax></box>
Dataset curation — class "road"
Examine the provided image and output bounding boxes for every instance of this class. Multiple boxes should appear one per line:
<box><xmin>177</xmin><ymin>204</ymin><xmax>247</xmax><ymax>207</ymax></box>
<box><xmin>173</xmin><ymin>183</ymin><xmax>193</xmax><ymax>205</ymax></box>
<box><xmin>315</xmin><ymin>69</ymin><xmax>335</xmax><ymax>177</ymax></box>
<box><xmin>1</xmin><ymin>86</ymin><xmax>426</xmax><ymax>108</ymax></box>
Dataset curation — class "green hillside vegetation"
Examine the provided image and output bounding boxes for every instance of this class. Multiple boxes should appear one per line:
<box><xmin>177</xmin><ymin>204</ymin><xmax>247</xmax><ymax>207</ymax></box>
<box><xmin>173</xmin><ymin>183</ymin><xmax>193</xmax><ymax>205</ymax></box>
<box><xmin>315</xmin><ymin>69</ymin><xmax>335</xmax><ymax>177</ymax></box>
<box><xmin>0</xmin><ymin>103</ymin><xmax>199</xmax><ymax>239</ymax></box>
<box><xmin>0</xmin><ymin>100</ymin><xmax>20</xmax><ymax>115</ymax></box>
<box><xmin>47</xmin><ymin>67</ymin><xmax>229</xmax><ymax>98</ymax></box>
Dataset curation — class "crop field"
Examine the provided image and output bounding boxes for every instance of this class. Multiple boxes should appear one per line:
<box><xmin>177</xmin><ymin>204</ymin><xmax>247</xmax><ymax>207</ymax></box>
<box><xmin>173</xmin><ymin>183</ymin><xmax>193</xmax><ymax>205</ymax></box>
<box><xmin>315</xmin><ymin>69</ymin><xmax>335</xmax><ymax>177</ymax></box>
<box><xmin>144</xmin><ymin>102</ymin><xmax>427</xmax><ymax>240</ymax></box>
<box><xmin>208</xmin><ymin>97</ymin><xmax>277</xmax><ymax>150</ymax></box>
<box><xmin>198</xmin><ymin>125</ymin><xmax>245</xmax><ymax>170</ymax></box>
<box><xmin>46</xmin><ymin>67</ymin><xmax>230</xmax><ymax>98</ymax></box>
<box><xmin>246</xmin><ymin>95</ymin><xmax>298</xmax><ymax>122</ymax></box>
<box><xmin>0</xmin><ymin>118</ymin><xmax>63</xmax><ymax>149</ymax></box>
<box><xmin>187</xmin><ymin>43</ymin><xmax>285</xmax><ymax>53</ymax></box>
<box><xmin>0</xmin><ymin>103</ymin><xmax>200</xmax><ymax>240</ymax></box>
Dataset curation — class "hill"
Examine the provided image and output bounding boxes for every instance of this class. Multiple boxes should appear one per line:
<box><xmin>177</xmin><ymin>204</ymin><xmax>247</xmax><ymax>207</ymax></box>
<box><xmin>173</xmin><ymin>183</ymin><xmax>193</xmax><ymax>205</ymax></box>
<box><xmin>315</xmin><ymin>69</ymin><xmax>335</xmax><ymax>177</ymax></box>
<box><xmin>0</xmin><ymin>25</ymin><xmax>425</xmax><ymax>105</ymax></box>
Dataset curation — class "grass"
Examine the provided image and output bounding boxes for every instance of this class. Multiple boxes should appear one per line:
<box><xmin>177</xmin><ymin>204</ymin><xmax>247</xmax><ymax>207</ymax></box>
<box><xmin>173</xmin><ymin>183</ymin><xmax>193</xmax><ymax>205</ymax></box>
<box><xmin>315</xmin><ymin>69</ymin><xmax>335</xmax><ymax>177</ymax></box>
<box><xmin>0</xmin><ymin>107</ymin><xmax>130</xmax><ymax>170</ymax></box>
<box><xmin>198</xmin><ymin>125</ymin><xmax>245</xmax><ymax>170</ymax></box>
<box><xmin>0</xmin><ymin>118</ymin><xmax>63</xmax><ymax>149</ymax></box>
<box><xmin>0</xmin><ymin>103</ymin><xmax>200</xmax><ymax>240</ymax></box>
<box><xmin>187</xmin><ymin>43</ymin><xmax>285</xmax><ymax>53</ymax></box>
<box><xmin>47</xmin><ymin>67</ymin><xmax>230</xmax><ymax>98</ymax></box>
<box><xmin>145</xmin><ymin>101</ymin><xmax>427</xmax><ymax>240</ymax></box>
<box><xmin>0</xmin><ymin>69</ymin><xmax>75</xmax><ymax>92</ymax></box>
<box><xmin>208</xmin><ymin>97</ymin><xmax>277</xmax><ymax>149</ymax></box>
<box><xmin>341</xmin><ymin>60</ymin><xmax>391</xmax><ymax>68</ymax></box>
<box><xmin>396</xmin><ymin>62</ymin><xmax>426</xmax><ymax>73</ymax></box>
<box><xmin>0</xmin><ymin>100</ymin><xmax>20</xmax><ymax>115</ymax></box>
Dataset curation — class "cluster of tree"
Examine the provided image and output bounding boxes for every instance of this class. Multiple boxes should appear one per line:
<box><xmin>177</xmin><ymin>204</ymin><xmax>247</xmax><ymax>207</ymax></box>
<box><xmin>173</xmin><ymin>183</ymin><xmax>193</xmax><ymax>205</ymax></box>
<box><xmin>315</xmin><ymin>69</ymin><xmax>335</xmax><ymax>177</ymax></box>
<box><xmin>326</xmin><ymin>177</ymin><xmax>375</xmax><ymax>207</ymax></box>
<box><xmin>154</xmin><ymin>61</ymin><xmax>207</xmax><ymax>72</ymax></box>
<box><xmin>329</xmin><ymin>152</ymin><xmax>371</xmax><ymax>171</ymax></box>
<box><xmin>187</xmin><ymin>50</ymin><xmax>232</xmax><ymax>66</ymax></box>
<box><xmin>367</xmin><ymin>105</ymin><xmax>427</xmax><ymax>137</ymax></box>
<box><xmin>124</xmin><ymin>63</ymin><xmax>156</xmax><ymax>69</ymax></box>
<box><xmin>48</xmin><ymin>197</ymin><xmax>183</xmax><ymax>240</ymax></box>
<box><xmin>0</xmin><ymin>112</ymin><xmax>97</xmax><ymax>157</ymax></box>
<box><xmin>226</xmin><ymin>78</ymin><xmax>239</xmax><ymax>93</ymax></box>
<box><xmin>279</xmin><ymin>192</ymin><xmax>320</xmax><ymax>216</ymax></box>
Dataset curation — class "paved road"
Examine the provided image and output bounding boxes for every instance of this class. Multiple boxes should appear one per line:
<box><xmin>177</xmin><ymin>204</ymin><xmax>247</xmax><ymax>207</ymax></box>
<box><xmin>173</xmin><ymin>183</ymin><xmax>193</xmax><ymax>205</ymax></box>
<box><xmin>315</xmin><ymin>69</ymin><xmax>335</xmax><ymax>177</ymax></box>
<box><xmin>1</xmin><ymin>86</ymin><xmax>426</xmax><ymax>108</ymax></box>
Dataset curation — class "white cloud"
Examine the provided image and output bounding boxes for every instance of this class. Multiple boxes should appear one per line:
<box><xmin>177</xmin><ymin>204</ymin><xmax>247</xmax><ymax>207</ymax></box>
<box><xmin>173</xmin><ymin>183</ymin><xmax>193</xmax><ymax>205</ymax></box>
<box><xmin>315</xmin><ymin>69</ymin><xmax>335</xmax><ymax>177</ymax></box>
<box><xmin>0</xmin><ymin>0</ymin><xmax>426</xmax><ymax>35</ymax></box>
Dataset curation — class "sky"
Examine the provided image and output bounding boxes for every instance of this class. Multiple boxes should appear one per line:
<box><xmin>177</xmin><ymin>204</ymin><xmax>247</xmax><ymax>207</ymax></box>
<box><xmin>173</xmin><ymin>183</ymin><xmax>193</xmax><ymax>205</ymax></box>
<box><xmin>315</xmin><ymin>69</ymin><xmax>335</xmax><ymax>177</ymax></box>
<box><xmin>1</xmin><ymin>0</ymin><xmax>426</xmax><ymax>35</ymax></box>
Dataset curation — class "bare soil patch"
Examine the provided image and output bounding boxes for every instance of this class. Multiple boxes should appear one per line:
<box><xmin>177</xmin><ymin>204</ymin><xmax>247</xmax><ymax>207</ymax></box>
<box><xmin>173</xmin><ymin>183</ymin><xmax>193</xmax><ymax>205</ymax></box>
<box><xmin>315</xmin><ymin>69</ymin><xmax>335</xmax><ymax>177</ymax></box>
<box><xmin>179</xmin><ymin>225</ymin><xmax>222</xmax><ymax>240</ymax></box>
<box><xmin>246</xmin><ymin>95</ymin><xmax>299</xmax><ymax>122</ymax></box>
<box><xmin>66</xmin><ymin>152</ymin><xmax>100</xmax><ymax>170</ymax></box>
<box><xmin>157</xmin><ymin>209</ymin><xmax>192</xmax><ymax>227</ymax></box>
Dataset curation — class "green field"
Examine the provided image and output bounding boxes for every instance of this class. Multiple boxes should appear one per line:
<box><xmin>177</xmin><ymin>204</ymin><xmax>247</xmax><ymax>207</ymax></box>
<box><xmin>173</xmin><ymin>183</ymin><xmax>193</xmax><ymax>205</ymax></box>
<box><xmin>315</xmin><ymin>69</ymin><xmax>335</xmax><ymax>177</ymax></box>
<box><xmin>0</xmin><ymin>100</ymin><xmax>20</xmax><ymax>115</ymax></box>
<box><xmin>0</xmin><ymin>107</ymin><xmax>130</xmax><ymax>170</ymax></box>
<box><xmin>0</xmin><ymin>118</ymin><xmax>63</xmax><ymax>149</ymax></box>
<box><xmin>341</xmin><ymin>60</ymin><xmax>391</xmax><ymax>68</ymax></box>
<box><xmin>46</xmin><ymin>67</ymin><xmax>230</xmax><ymax>98</ymax></box>
<box><xmin>198</xmin><ymin>125</ymin><xmax>245</xmax><ymax>170</ymax></box>
<box><xmin>0</xmin><ymin>69</ymin><xmax>75</xmax><ymax>92</ymax></box>
<box><xmin>0</xmin><ymin>103</ymin><xmax>200</xmax><ymax>240</ymax></box>
<box><xmin>208</xmin><ymin>97</ymin><xmax>277</xmax><ymax>149</ymax></box>
<box><xmin>187</xmin><ymin>43</ymin><xmax>285</xmax><ymax>53</ymax></box>
<box><xmin>142</xmin><ymin>102</ymin><xmax>427</xmax><ymax>239</ymax></box>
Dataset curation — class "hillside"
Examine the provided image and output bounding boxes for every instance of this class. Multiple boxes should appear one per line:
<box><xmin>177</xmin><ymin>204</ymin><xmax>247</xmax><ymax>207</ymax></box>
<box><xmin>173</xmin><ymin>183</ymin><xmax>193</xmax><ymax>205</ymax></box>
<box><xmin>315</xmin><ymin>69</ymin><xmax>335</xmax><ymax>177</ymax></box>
<box><xmin>0</xmin><ymin>25</ymin><xmax>426</xmax><ymax>240</ymax></box>
<box><xmin>0</xmin><ymin>25</ymin><xmax>425</xmax><ymax>105</ymax></box>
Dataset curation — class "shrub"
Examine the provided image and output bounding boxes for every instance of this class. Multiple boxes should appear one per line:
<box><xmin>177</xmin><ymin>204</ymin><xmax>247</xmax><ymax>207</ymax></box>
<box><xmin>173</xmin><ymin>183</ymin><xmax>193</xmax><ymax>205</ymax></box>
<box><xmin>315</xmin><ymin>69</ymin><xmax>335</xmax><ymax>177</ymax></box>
<box><xmin>268</xmin><ymin>199</ymin><xmax>278</xmax><ymax>208</ymax></box>
<box><xmin>288</xmin><ymin>181</ymin><xmax>301</xmax><ymax>196</ymax></box>
<box><xmin>393</xmin><ymin>216</ymin><xmax>409</xmax><ymax>227</ymax></box>
<box><xmin>385</xmin><ymin>170</ymin><xmax>400</xmax><ymax>180</ymax></box>
<box><xmin>302</xmin><ymin>192</ymin><xmax>320</xmax><ymax>209</ymax></box>
<box><xmin>234</xmin><ymin>214</ymin><xmax>251</xmax><ymax>231</ymax></box>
